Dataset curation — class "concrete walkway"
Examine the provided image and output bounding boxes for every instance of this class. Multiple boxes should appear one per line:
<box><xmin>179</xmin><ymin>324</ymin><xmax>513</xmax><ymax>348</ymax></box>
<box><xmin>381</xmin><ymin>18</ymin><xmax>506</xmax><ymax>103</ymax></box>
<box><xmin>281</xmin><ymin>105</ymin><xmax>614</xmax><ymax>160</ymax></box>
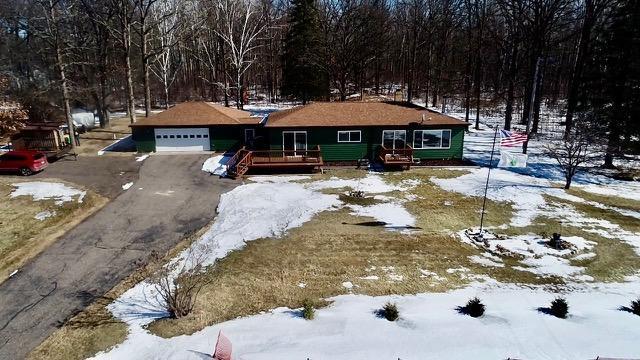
<box><xmin>0</xmin><ymin>155</ymin><xmax>237</xmax><ymax>359</ymax></box>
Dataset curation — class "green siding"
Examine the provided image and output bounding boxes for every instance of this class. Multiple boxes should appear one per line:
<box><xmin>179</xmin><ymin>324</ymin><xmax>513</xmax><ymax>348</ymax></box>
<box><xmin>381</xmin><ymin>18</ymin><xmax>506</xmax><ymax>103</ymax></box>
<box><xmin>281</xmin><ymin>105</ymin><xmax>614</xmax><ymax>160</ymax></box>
<box><xmin>411</xmin><ymin>128</ymin><xmax>464</xmax><ymax>160</ymax></box>
<box><xmin>131</xmin><ymin>127</ymin><xmax>156</xmax><ymax>152</ymax></box>
<box><xmin>268</xmin><ymin>126</ymin><xmax>465</xmax><ymax>161</ymax></box>
<box><xmin>210</xmin><ymin>126</ymin><xmax>244</xmax><ymax>152</ymax></box>
<box><xmin>133</xmin><ymin>123</ymin><xmax>465</xmax><ymax>161</ymax></box>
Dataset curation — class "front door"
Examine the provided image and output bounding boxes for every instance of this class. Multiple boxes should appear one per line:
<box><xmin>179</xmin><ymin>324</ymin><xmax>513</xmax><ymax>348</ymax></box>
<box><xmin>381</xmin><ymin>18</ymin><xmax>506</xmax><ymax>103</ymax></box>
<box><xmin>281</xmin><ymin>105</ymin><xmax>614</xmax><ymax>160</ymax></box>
<box><xmin>382</xmin><ymin>130</ymin><xmax>407</xmax><ymax>149</ymax></box>
<box><xmin>244</xmin><ymin>128</ymin><xmax>256</xmax><ymax>149</ymax></box>
<box><xmin>282</xmin><ymin>131</ymin><xmax>307</xmax><ymax>156</ymax></box>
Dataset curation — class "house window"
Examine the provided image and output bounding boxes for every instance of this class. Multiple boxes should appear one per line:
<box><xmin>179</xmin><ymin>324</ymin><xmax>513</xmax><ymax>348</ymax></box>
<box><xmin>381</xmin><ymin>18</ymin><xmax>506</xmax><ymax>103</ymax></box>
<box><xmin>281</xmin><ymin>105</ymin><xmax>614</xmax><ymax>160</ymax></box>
<box><xmin>196</xmin><ymin>134</ymin><xmax>202</xmax><ymax>138</ymax></box>
<box><xmin>337</xmin><ymin>130</ymin><xmax>361</xmax><ymax>143</ymax></box>
<box><xmin>203</xmin><ymin>134</ymin><xmax>208</xmax><ymax>138</ymax></box>
<box><xmin>169</xmin><ymin>135</ymin><xmax>175</xmax><ymax>138</ymax></box>
<box><xmin>413</xmin><ymin>130</ymin><xmax>451</xmax><ymax>149</ymax></box>
<box><xmin>190</xmin><ymin>134</ymin><xmax>195</xmax><ymax>138</ymax></box>
<box><xmin>156</xmin><ymin>135</ymin><xmax>161</xmax><ymax>139</ymax></box>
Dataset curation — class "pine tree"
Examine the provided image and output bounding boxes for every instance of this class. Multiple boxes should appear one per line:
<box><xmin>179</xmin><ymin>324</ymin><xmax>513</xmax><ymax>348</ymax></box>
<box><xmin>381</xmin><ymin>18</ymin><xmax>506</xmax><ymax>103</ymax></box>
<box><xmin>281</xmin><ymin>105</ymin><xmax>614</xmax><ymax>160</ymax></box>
<box><xmin>281</xmin><ymin>0</ymin><xmax>328</xmax><ymax>104</ymax></box>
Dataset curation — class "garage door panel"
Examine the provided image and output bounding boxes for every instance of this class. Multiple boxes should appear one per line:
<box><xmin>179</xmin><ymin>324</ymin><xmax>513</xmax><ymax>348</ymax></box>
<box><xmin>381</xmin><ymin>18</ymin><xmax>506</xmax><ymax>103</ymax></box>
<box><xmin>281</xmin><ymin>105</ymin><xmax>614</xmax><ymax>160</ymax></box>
<box><xmin>154</xmin><ymin>128</ymin><xmax>210</xmax><ymax>152</ymax></box>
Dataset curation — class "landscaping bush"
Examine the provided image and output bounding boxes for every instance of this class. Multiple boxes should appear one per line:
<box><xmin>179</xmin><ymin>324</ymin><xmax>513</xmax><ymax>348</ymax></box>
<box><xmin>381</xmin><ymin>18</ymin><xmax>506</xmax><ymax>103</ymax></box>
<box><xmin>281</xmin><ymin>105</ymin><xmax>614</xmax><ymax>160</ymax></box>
<box><xmin>302</xmin><ymin>299</ymin><xmax>315</xmax><ymax>320</ymax></box>
<box><xmin>550</xmin><ymin>297</ymin><xmax>569</xmax><ymax>318</ymax></box>
<box><xmin>462</xmin><ymin>297</ymin><xmax>485</xmax><ymax>317</ymax></box>
<box><xmin>381</xmin><ymin>302</ymin><xmax>399</xmax><ymax>321</ymax></box>
<box><xmin>631</xmin><ymin>298</ymin><xmax>640</xmax><ymax>316</ymax></box>
<box><xmin>150</xmin><ymin>245</ymin><xmax>210</xmax><ymax>319</ymax></box>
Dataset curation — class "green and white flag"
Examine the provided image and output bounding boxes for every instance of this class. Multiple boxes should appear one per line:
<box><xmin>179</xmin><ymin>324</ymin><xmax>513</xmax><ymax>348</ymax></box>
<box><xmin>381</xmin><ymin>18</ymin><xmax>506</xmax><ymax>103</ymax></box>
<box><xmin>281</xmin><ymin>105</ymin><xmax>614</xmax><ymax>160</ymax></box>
<box><xmin>498</xmin><ymin>151</ymin><xmax>528</xmax><ymax>168</ymax></box>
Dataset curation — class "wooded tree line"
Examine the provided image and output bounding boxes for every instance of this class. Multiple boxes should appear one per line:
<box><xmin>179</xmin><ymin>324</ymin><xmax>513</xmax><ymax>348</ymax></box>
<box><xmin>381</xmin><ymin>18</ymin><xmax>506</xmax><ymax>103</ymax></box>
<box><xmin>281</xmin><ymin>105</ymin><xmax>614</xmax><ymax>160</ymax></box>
<box><xmin>0</xmin><ymin>0</ymin><xmax>638</xmax><ymax>163</ymax></box>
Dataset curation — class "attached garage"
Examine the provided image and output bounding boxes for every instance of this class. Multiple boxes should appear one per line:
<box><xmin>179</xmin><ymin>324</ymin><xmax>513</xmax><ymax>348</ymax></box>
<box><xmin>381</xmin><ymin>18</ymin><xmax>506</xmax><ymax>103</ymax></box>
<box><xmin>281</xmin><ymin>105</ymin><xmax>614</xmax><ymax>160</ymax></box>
<box><xmin>130</xmin><ymin>102</ymin><xmax>261</xmax><ymax>153</ymax></box>
<box><xmin>154</xmin><ymin>128</ymin><xmax>210</xmax><ymax>152</ymax></box>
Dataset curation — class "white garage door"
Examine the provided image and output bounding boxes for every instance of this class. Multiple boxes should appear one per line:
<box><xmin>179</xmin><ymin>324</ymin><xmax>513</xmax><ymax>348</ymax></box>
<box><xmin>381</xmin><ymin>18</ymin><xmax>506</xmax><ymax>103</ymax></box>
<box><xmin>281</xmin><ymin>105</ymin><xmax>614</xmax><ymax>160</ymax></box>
<box><xmin>154</xmin><ymin>128</ymin><xmax>211</xmax><ymax>152</ymax></box>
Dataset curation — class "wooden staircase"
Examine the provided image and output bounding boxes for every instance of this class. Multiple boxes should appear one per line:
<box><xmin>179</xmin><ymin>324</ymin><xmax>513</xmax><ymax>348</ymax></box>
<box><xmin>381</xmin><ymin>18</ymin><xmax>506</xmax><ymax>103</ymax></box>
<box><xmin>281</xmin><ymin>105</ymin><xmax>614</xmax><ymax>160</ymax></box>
<box><xmin>226</xmin><ymin>147</ymin><xmax>252</xmax><ymax>178</ymax></box>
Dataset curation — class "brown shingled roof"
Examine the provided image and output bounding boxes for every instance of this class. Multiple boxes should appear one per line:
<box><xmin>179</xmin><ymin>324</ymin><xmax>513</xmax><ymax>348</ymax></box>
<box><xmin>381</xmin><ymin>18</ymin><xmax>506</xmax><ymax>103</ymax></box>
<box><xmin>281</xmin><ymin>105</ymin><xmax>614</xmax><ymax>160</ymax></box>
<box><xmin>265</xmin><ymin>101</ymin><xmax>469</xmax><ymax>128</ymax></box>
<box><xmin>130</xmin><ymin>102</ymin><xmax>259</xmax><ymax>127</ymax></box>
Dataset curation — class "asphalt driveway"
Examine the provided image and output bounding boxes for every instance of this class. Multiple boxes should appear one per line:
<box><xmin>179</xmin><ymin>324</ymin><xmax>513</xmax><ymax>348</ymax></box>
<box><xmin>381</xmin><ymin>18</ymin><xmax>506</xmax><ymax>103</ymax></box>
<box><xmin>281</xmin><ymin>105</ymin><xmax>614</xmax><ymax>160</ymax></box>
<box><xmin>0</xmin><ymin>154</ymin><xmax>237</xmax><ymax>359</ymax></box>
<box><xmin>32</xmin><ymin>155</ymin><xmax>142</xmax><ymax>199</ymax></box>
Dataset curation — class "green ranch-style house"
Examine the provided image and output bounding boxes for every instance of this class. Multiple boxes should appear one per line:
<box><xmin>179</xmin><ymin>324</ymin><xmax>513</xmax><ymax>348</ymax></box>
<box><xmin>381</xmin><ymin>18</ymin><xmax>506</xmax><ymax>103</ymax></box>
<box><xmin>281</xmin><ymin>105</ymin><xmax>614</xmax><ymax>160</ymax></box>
<box><xmin>130</xmin><ymin>101</ymin><xmax>469</xmax><ymax>176</ymax></box>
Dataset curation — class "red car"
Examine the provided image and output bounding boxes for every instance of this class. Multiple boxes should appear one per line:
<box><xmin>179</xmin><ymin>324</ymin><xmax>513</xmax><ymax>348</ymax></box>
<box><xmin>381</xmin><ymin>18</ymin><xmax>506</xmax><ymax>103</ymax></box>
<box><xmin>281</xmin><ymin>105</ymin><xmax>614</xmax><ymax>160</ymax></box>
<box><xmin>0</xmin><ymin>150</ymin><xmax>49</xmax><ymax>176</ymax></box>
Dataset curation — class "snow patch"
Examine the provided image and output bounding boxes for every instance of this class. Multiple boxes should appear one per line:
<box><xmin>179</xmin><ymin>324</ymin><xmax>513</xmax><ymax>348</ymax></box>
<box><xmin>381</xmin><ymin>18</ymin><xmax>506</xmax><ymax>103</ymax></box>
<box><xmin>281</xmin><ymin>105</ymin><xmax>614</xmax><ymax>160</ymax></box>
<box><xmin>468</xmin><ymin>255</ymin><xmax>504</xmax><ymax>268</ymax></box>
<box><xmin>202</xmin><ymin>155</ymin><xmax>229</xmax><ymax>176</ymax></box>
<box><xmin>308</xmin><ymin>174</ymin><xmax>413</xmax><ymax>194</ymax></box>
<box><xmin>347</xmin><ymin>202</ymin><xmax>416</xmax><ymax>228</ymax></box>
<box><xmin>10</xmin><ymin>182</ymin><xmax>86</xmax><ymax>205</ymax></box>
<box><xmin>34</xmin><ymin>210</ymin><xmax>56</xmax><ymax>221</ymax></box>
<box><xmin>135</xmin><ymin>154</ymin><xmax>150</xmax><ymax>162</ymax></box>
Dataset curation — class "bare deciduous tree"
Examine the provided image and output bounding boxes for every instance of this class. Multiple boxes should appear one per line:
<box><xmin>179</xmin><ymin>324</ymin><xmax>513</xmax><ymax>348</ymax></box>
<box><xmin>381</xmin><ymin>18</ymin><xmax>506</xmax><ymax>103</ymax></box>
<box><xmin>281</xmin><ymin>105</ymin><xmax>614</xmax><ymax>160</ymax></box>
<box><xmin>214</xmin><ymin>0</ymin><xmax>266</xmax><ymax>109</ymax></box>
<box><xmin>149</xmin><ymin>0</ymin><xmax>184</xmax><ymax>109</ymax></box>
<box><xmin>150</xmin><ymin>244</ymin><xmax>211</xmax><ymax>319</ymax></box>
<box><xmin>32</xmin><ymin>0</ymin><xmax>77</xmax><ymax>148</ymax></box>
<box><xmin>546</xmin><ymin>122</ymin><xmax>601</xmax><ymax>189</ymax></box>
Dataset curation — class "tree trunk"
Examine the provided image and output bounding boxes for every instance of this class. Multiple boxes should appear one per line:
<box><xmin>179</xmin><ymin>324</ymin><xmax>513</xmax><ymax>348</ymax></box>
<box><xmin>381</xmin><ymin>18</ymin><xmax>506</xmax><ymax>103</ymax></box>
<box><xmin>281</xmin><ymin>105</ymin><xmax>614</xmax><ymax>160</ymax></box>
<box><xmin>531</xmin><ymin>56</ymin><xmax>547</xmax><ymax>134</ymax></box>
<box><xmin>123</xmin><ymin>23</ymin><xmax>136</xmax><ymax>123</ymax></box>
<box><xmin>142</xmin><ymin>23</ymin><xmax>151</xmax><ymax>117</ymax></box>
<box><xmin>564</xmin><ymin>175</ymin><xmax>572</xmax><ymax>189</ymax></box>
<box><xmin>564</xmin><ymin>0</ymin><xmax>596</xmax><ymax>139</ymax></box>
<box><xmin>464</xmin><ymin>75</ymin><xmax>471</xmax><ymax>123</ymax></box>
<box><xmin>236</xmin><ymin>71</ymin><xmax>243</xmax><ymax>109</ymax></box>
<box><xmin>504</xmin><ymin>36</ymin><xmax>518</xmax><ymax>130</ymax></box>
<box><xmin>50</xmin><ymin>1</ymin><xmax>75</xmax><ymax>149</ymax></box>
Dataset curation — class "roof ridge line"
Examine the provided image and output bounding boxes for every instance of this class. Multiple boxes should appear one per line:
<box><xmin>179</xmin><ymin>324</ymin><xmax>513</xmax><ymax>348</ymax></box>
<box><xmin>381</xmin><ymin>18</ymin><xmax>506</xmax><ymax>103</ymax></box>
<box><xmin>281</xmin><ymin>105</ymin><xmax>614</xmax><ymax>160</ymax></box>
<box><xmin>204</xmin><ymin>102</ymin><xmax>242</xmax><ymax>124</ymax></box>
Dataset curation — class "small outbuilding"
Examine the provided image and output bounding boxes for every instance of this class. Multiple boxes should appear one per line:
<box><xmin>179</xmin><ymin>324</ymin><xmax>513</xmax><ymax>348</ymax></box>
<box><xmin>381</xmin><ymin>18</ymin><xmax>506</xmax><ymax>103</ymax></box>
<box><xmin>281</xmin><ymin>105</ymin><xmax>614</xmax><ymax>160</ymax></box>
<box><xmin>10</xmin><ymin>121</ymin><xmax>72</xmax><ymax>158</ymax></box>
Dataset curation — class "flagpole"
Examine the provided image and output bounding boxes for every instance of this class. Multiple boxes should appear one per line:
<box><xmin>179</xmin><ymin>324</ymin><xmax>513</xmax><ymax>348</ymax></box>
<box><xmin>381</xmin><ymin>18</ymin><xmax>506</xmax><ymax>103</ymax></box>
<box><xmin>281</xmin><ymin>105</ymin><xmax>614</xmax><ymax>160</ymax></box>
<box><xmin>479</xmin><ymin>123</ymin><xmax>499</xmax><ymax>237</ymax></box>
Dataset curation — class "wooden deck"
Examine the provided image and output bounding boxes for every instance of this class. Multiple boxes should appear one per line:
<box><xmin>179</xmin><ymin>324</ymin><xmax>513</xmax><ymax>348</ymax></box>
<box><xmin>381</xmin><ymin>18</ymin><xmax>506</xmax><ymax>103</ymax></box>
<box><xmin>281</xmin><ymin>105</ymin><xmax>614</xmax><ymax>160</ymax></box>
<box><xmin>227</xmin><ymin>146</ymin><xmax>323</xmax><ymax>177</ymax></box>
<box><xmin>378</xmin><ymin>145</ymin><xmax>413</xmax><ymax>168</ymax></box>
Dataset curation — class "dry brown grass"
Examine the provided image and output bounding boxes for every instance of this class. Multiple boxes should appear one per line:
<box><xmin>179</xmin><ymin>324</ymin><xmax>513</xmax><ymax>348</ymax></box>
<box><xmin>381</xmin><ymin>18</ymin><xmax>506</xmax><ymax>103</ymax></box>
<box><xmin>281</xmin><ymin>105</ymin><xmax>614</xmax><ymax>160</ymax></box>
<box><xmin>27</xmin><ymin>296</ymin><xmax>128</xmax><ymax>360</ymax></box>
<box><xmin>386</xmin><ymin>168</ymin><xmax>513</xmax><ymax>233</ymax></box>
<box><xmin>567</xmin><ymin>187</ymin><xmax>640</xmax><ymax>212</ymax></box>
<box><xmin>0</xmin><ymin>179</ymin><xmax>107</xmax><ymax>283</ymax></box>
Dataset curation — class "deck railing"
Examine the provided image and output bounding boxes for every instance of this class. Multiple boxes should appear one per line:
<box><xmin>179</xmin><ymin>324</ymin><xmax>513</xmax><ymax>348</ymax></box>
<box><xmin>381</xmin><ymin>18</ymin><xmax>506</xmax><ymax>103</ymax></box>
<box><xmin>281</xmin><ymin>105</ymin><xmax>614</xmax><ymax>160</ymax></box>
<box><xmin>379</xmin><ymin>145</ymin><xmax>413</xmax><ymax>164</ymax></box>
<box><xmin>250</xmin><ymin>146</ymin><xmax>323</xmax><ymax>165</ymax></box>
<box><xmin>226</xmin><ymin>146</ymin><xmax>323</xmax><ymax>178</ymax></box>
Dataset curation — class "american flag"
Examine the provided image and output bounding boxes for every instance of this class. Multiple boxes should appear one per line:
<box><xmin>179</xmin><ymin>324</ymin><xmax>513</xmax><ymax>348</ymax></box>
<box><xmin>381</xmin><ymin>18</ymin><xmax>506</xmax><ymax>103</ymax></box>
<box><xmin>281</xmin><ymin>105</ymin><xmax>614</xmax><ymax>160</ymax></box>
<box><xmin>499</xmin><ymin>129</ymin><xmax>528</xmax><ymax>147</ymax></box>
<box><xmin>213</xmin><ymin>330</ymin><xmax>232</xmax><ymax>360</ymax></box>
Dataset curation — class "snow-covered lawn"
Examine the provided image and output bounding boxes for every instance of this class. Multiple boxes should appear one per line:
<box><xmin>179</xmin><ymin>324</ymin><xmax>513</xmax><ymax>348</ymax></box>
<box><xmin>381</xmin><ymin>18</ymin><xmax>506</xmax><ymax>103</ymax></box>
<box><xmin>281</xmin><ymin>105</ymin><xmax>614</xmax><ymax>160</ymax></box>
<box><xmin>93</xmin><ymin>280</ymin><xmax>640</xmax><ymax>360</ymax></box>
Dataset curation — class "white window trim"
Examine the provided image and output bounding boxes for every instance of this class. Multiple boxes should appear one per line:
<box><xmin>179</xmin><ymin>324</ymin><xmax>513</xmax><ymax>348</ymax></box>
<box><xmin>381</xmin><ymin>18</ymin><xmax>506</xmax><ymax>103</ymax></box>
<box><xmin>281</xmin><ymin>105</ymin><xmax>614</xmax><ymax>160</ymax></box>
<box><xmin>381</xmin><ymin>130</ymin><xmax>407</xmax><ymax>149</ymax></box>
<box><xmin>337</xmin><ymin>130</ymin><xmax>362</xmax><ymax>143</ymax></box>
<box><xmin>413</xmin><ymin>129</ymin><xmax>452</xmax><ymax>149</ymax></box>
